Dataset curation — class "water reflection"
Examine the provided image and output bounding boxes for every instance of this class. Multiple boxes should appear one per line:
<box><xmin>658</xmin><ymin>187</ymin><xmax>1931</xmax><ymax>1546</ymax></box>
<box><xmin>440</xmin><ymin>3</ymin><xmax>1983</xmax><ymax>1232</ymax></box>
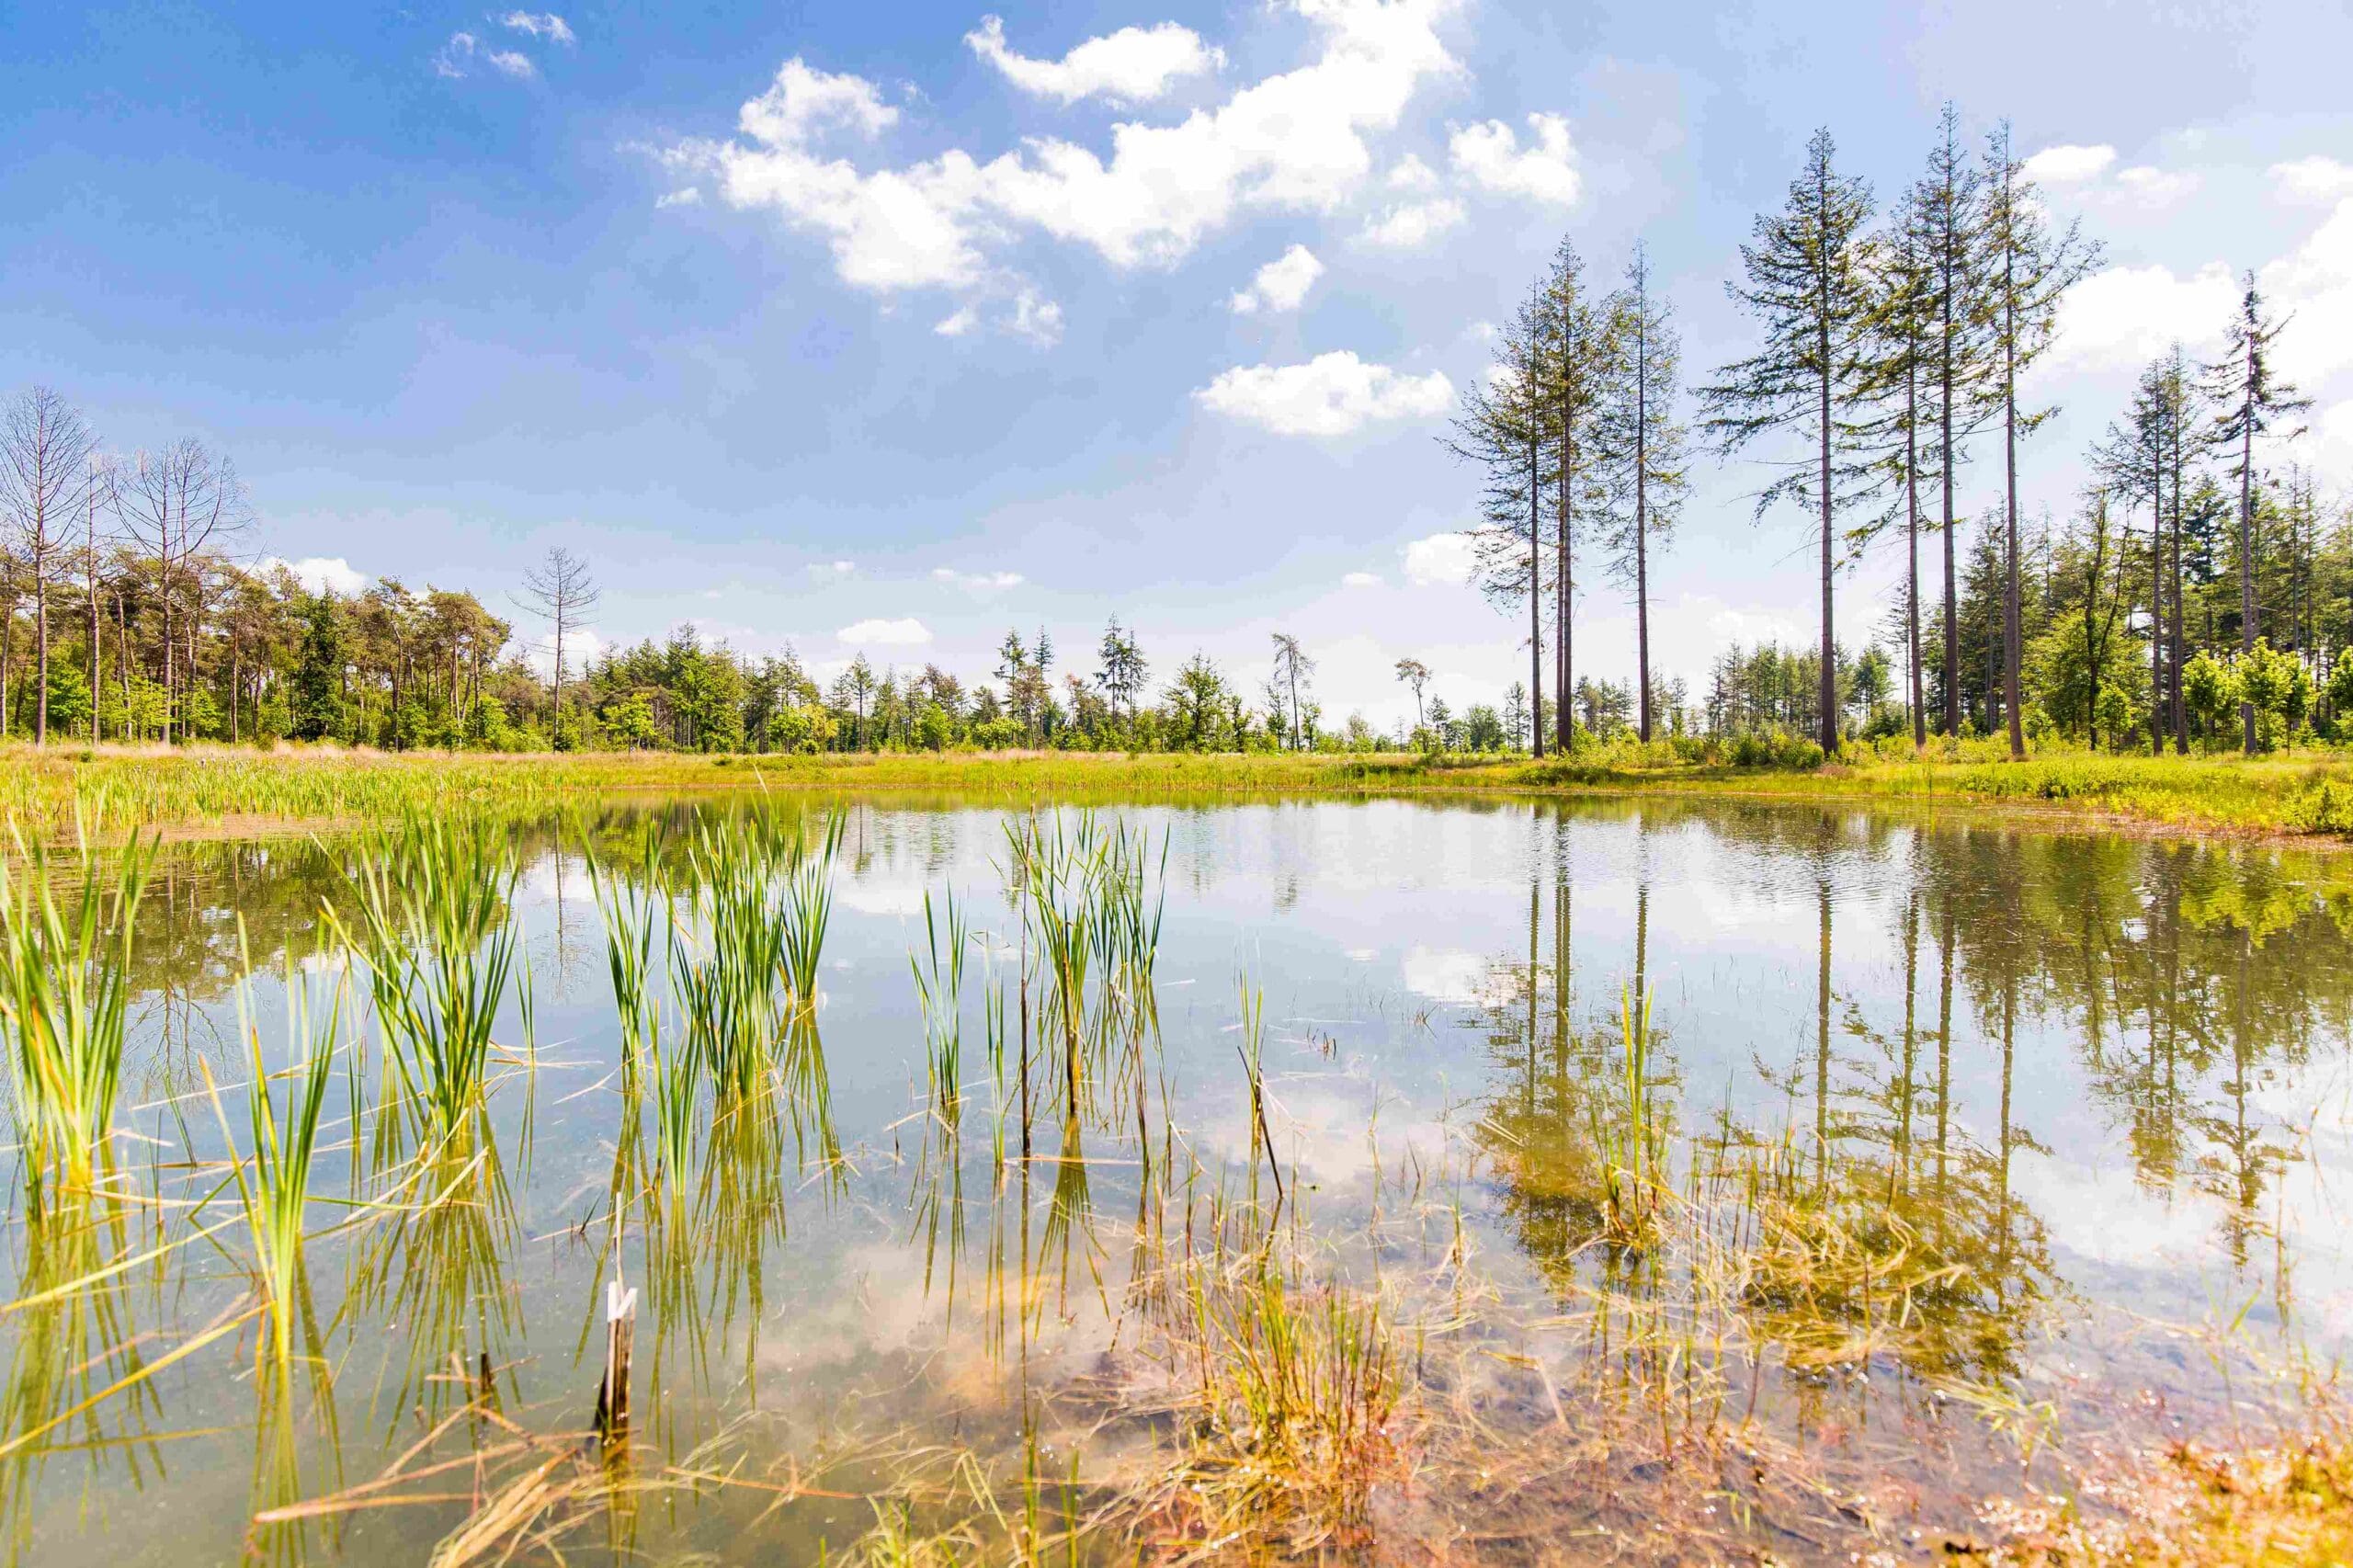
<box><xmin>8</xmin><ymin>793</ymin><xmax>2351</xmax><ymax>1563</ymax></box>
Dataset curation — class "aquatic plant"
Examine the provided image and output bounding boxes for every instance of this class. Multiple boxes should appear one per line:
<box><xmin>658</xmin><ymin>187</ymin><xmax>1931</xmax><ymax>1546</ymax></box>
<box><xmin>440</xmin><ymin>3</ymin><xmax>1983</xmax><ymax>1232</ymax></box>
<box><xmin>210</xmin><ymin>937</ymin><xmax>344</xmax><ymax>1358</ymax></box>
<box><xmin>1585</xmin><ymin>986</ymin><xmax>1671</xmax><ymax>1246</ymax></box>
<box><xmin>332</xmin><ymin>813</ymin><xmax>520</xmax><ymax>1133</ymax></box>
<box><xmin>0</xmin><ymin>810</ymin><xmax>155</xmax><ymax>1210</ymax></box>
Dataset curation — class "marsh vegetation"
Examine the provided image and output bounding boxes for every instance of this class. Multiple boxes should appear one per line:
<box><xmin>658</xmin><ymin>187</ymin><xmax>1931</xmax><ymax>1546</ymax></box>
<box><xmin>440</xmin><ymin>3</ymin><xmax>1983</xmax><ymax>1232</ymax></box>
<box><xmin>1</xmin><ymin>790</ymin><xmax>2349</xmax><ymax>1563</ymax></box>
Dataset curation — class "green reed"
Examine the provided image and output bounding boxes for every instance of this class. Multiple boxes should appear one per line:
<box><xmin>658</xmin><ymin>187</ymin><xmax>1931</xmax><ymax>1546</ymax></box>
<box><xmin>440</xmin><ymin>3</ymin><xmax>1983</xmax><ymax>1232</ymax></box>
<box><xmin>913</xmin><ymin>887</ymin><xmax>969</xmax><ymax>1137</ymax></box>
<box><xmin>332</xmin><ymin>813</ymin><xmax>520</xmax><ymax>1133</ymax></box>
<box><xmin>586</xmin><ymin>830</ymin><xmax>667</xmax><ymax>1077</ymax></box>
<box><xmin>210</xmin><ymin>934</ymin><xmax>344</xmax><ymax>1358</ymax></box>
<box><xmin>1585</xmin><ymin>985</ymin><xmax>1670</xmax><ymax>1246</ymax></box>
<box><xmin>0</xmin><ymin>809</ymin><xmax>155</xmax><ymax>1210</ymax></box>
<box><xmin>781</xmin><ymin>812</ymin><xmax>843</xmax><ymax>1010</ymax></box>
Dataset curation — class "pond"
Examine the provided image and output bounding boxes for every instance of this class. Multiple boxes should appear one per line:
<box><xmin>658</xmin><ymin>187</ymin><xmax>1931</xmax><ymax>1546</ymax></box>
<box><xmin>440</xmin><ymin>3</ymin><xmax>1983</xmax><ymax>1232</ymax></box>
<box><xmin>6</xmin><ymin>792</ymin><xmax>2350</xmax><ymax>1563</ymax></box>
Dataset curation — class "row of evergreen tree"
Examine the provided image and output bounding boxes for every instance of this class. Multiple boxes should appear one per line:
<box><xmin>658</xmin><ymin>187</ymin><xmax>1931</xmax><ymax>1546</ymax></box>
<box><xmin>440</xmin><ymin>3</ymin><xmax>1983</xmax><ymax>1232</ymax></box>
<box><xmin>1452</xmin><ymin>105</ymin><xmax>2350</xmax><ymax>756</ymax></box>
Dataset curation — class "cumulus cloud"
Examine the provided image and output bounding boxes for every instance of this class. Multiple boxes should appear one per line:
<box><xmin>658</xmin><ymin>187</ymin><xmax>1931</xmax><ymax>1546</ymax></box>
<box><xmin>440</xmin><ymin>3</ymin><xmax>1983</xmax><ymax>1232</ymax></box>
<box><xmin>838</xmin><ymin>617</ymin><xmax>933</xmax><ymax>646</ymax></box>
<box><xmin>1229</xmin><ymin>244</ymin><xmax>1324</xmax><ymax>313</ymax></box>
<box><xmin>2260</xmin><ymin>193</ymin><xmax>2353</xmax><ymax>384</ymax></box>
<box><xmin>2020</xmin><ymin>143</ymin><xmax>2117</xmax><ymax>184</ymax></box>
<box><xmin>934</xmin><ymin>567</ymin><xmax>1025</xmax><ymax>594</ymax></box>
<box><xmin>2273</xmin><ymin>155</ymin><xmax>2353</xmax><ymax>206</ymax></box>
<box><xmin>965</xmin><ymin>14</ymin><xmax>1222</xmax><ymax>106</ymax></box>
<box><xmin>497</xmin><ymin>11</ymin><xmax>574</xmax><ymax>44</ymax></box>
<box><xmin>1195</xmin><ymin>350</ymin><xmax>1452</xmax><ymax>437</ymax></box>
<box><xmin>663</xmin><ymin>0</ymin><xmax>1457</xmax><ymax>293</ymax></box>
<box><xmin>1358</xmin><ymin>197</ymin><xmax>1463</xmax><ymax>248</ymax></box>
<box><xmin>1400</xmin><ymin>531</ymin><xmax>1475</xmax><ymax>587</ymax></box>
<box><xmin>1449</xmin><ymin>112</ymin><xmax>1579</xmax><ymax>206</ymax></box>
<box><xmin>2050</xmin><ymin>260</ymin><xmax>2238</xmax><ymax>371</ymax></box>
<box><xmin>262</xmin><ymin>556</ymin><xmax>368</xmax><ymax>597</ymax></box>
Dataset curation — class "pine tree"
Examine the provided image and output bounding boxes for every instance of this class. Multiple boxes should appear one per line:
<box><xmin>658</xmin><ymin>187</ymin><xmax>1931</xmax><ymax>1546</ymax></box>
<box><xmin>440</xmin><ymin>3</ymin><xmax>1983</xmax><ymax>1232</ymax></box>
<box><xmin>1535</xmin><ymin>239</ymin><xmax>1620</xmax><ymax>754</ymax></box>
<box><xmin>1447</xmin><ymin>285</ymin><xmax>1554</xmax><ymax>756</ymax></box>
<box><xmin>1865</xmin><ymin>187</ymin><xmax>1942</xmax><ymax>745</ymax></box>
<box><xmin>1982</xmin><ymin>121</ymin><xmax>2100</xmax><ymax>757</ymax></box>
<box><xmin>2203</xmin><ymin>274</ymin><xmax>2311</xmax><ymax>753</ymax></box>
<box><xmin>1603</xmin><ymin>243</ymin><xmax>1688</xmax><ymax>743</ymax></box>
<box><xmin>1915</xmin><ymin>103</ymin><xmax>1999</xmax><ymax>739</ymax></box>
<box><xmin>1702</xmin><ymin>128</ymin><xmax>1880</xmax><ymax>755</ymax></box>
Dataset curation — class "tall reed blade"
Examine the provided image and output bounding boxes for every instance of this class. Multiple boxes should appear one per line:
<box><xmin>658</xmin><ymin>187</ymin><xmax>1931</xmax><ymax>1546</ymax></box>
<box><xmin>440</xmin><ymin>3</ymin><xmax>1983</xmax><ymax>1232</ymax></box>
<box><xmin>0</xmin><ymin>807</ymin><xmax>155</xmax><ymax>1210</ymax></box>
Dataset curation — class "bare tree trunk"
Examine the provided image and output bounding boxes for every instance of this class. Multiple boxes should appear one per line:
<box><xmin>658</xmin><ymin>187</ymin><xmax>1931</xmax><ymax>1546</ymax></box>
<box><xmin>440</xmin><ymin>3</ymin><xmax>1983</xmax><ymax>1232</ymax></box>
<box><xmin>1906</xmin><ymin>359</ymin><xmax>1924</xmax><ymax>747</ymax></box>
<box><xmin>1635</xmin><ymin>320</ymin><xmax>1654</xmax><ymax>744</ymax></box>
<box><xmin>1528</xmin><ymin>427</ymin><xmax>1544</xmax><ymax>757</ymax></box>
<box><xmin>86</xmin><ymin>493</ymin><xmax>100</xmax><ymax>744</ymax></box>
<box><xmin>2237</xmin><ymin>386</ymin><xmax>2256</xmax><ymax>755</ymax></box>
<box><xmin>2002</xmin><ymin>253</ymin><xmax>2025</xmax><ymax>761</ymax></box>
<box><xmin>1817</xmin><ymin>217</ymin><xmax>1837</xmax><ymax>756</ymax></box>
<box><xmin>1555</xmin><ymin>435</ymin><xmax>1574</xmax><ymax>756</ymax></box>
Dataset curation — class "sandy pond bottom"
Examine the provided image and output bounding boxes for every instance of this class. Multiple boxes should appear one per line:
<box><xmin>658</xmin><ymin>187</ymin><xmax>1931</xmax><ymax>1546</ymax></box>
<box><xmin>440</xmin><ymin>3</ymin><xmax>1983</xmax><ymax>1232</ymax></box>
<box><xmin>6</xmin><ymin>791</ymin><xmax>2351</xmax><ymax>1564</ymax></box>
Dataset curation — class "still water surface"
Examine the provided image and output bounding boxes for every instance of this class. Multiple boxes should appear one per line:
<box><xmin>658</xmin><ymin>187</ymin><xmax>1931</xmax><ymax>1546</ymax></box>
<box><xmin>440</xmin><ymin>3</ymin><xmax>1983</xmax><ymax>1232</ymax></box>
<box><xmin>8</xmin><ymin>793</ymin><xmax>2350</xmax><ymax>1562</ymax></box>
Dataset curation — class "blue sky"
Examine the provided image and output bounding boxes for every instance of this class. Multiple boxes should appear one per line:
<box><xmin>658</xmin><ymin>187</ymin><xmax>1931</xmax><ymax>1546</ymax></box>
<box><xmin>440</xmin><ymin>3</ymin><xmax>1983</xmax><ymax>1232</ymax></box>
<box><xmin>7</xmin><ymin>0</ymin><xmax>2353</xmax><ymax>725</ymax></box>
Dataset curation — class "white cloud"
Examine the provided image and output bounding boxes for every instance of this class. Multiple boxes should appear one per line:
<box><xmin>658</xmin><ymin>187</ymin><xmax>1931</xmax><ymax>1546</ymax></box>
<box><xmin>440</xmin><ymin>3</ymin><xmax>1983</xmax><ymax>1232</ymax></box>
<box><xmin>497</xmin><ymin>11</ymin><xmax>574</xmax><ymax>44</ymax></box>
<box><xmin>1195</xmin><ymin>350</ymin><xmax>1452</xmax><ymax>437</ymax></box>
<box><xmin>1358</xmin><ymin>197</ymin><xmax>1463</xmax><ymax>249</ymax></box>
<box><xmin>1400</xmin><ymin>530</ymin><xmax>1475</xmax><ymax>587</ymax></box>
<box><xmin>2310</xmin><ymin>400</ymin><xmax>2353</xmax><ymax>473</ymax></box>
<box><xmin>837</xmin><ymin>618</ymin><xmax>933</xmax><ymax>646</ymax></box>
<box><xmin>262</xmin><ymin>556</ymin><xmax>368</xmax><ymax>597</ymax></box>
<box><xmin>434</xmin><ymin>32</ymin><xmax>479</xmax><ymax>78</ymax></box>
<box><xmin>665</xmin><ymin>0</ymin><xmax>1458</xmax><ymax>292</ymax></box>
<box><xmin>1341</xmin><ymin>570</ymin><xmax>1381</xmax><ymax>587</ymax></box>
<box><xmin>2049</xmin><ymin>260</ymin><xmax>2238</xmax><ymax>371</ymax></box>
<box><xmin>2272</xmin><ymin>155</ymin><xmax>2353</xmax><ymax>206</ymax></box>
<box><xmin>655</xmin><ymin>187</ymin><xmax>702</xmax><ymax>209</ymax></box>
<box><xmin>1229</xmin><ymin>243</ymin><xmax>1324</xmax><ymax>313</ymax></box>
<box><xmin>486</xmin><ymin>48</ymin><xmax>536</xmax><ymax>80</ymax></box>
<box><xmin>2259</xmin><ymin>195</ymin><xmax>2353</xmax><ymax>385</ymax></box>
<box><xmin>1449</xmin><ymin>112</ymin><xmax>1579</xmax><ymax>206</ymax></box>
<box><xmin>965</xmin><ymin>14</ymin><xmax>1223</xmax><ymax>106</ymax></box>
<box><xmin>1386</xmin><ymin>153</ymin><xmax>1438</xmax><ymax>192</ymax></box>
<box><xmin>933</xmin><ymin>303</ymin><xmax>979</xmax><ymax>337</ymax></box>
<box><xmin>933</xmin><ymin>567</ymin><xmax>1025</xmax><ymax>595</ymax></box>
<box><xmin>2020</xmin><ymin>143</ymin><xmax>2117</xmax><ymax>184</ymax></box>
<box><xmin>2114</xmin><ymin>165</ymin><xmax>2198</xmax><ymax>207</ymax></box>
<box><xmin>1006</xmin><ymin>287</ymin><xmax>1064</xmax><ymax>345</ymax></box>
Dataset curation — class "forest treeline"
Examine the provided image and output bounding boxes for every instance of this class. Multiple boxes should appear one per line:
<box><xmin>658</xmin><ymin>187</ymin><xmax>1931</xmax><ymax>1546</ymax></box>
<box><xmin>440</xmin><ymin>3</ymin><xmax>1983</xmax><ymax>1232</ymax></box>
<box><xmin>2</xmin><ymin>104</ymin><xmax>2348</xmax><ymax>757</ymax></box>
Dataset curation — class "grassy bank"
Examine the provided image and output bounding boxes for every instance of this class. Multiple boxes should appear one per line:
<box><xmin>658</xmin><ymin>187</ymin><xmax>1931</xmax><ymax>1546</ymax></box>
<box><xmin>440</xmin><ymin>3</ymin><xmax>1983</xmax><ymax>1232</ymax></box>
<box><xmin>3</xmin><ymin>740</ymin><xmax>2351</xmax><ymax>843</ymax></box>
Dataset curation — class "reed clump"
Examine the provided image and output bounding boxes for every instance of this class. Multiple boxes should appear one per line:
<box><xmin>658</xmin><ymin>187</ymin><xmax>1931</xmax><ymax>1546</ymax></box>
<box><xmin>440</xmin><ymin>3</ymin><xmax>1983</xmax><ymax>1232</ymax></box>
<box><xmin>0</xmin><ymin>810</ymin><xmax>155</xmax><ymax>1210</ymax></box>
<box><xmin>332</xmin><ymin>813</ymin><xmax>520</xmax><ymax>1134</ymax></box>
<box><xmin>207</xmin><ymin>937</ymin><xmax>345</xmax><ymax>1358</ymax></box>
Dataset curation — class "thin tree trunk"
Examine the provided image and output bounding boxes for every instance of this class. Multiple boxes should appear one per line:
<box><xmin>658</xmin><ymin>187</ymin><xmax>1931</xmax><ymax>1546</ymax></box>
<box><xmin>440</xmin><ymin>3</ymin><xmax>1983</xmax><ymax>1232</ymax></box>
<box><xmin>2003</xmin><ymin>241</ymin><xmax>2025</xmax><ymax>760</ymax></box>
<box><xmin>2237</xmin><ymin>381</ymin><xmax>2256</xmax><ymax>755</ymax></box>
<box><xmin>1528</xmin><ymin>426</ymin><xmax>1543</xmax><ymax>757</ymax></box>
<box><xmin>2169</xmin><ymin>417</ymin><xmax>2188</xmax><ymax>753</ymax></box>
<box><xmin>1556</xmin><ymin>432</ymin><xmax>1574</xmax><ymax>756</ymax></box>
<box><xmin>33</xmin><ymin>549</ymin><xmax>49</xmax><ymax>744</ymax></box>
<box><xmin>85</xmin><ymin>493</ymin><xmax>100</xmax><ymax>744</ymax></box>
<box><xmin>1940</xmin><ymin>202</ymin><xmax>1961</xmax><ymax>741</ymax></box>
<box><xmin>1817</xmin><ymin>186</ymin><xmax>1837</xmax><ymax>756</ymax></box>
<box><xmin>1635</xmin><ymin>315</ymin><xmax>1653</xmax><ymax>744</ymax></box>
<box><xmin>1907</xmin><ymin>354</ymin><xmax>1924</xmax><ymax>746</ymax></box>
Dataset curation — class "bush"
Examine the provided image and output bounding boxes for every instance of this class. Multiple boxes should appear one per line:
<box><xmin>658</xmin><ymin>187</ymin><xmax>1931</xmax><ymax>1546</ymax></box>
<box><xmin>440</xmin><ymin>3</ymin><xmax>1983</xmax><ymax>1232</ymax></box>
<box><xmin>1727</xmin><ymin>731</ymin><xmax>1823</xmax><ymax>770</ymax></box>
